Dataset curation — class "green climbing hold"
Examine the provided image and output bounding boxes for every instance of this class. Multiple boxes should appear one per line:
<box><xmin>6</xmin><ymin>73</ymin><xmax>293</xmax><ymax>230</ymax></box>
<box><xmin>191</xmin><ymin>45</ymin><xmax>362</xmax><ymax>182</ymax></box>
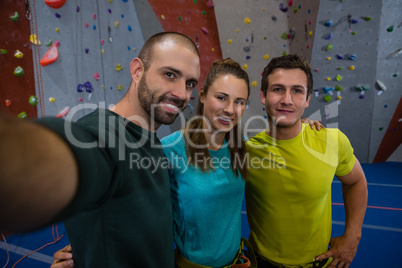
<box><xmin>201</xmin><ymin>11</ymin><xmax>206</xmax><ymax>15</ymax></box>
<box><xmin>46</xmin><ymin>39</ymin><xmax>53</xmax><ymax>47</ymax></box>
<box><xmin>336</xmin><ymin>74</ymin><xmax>342</xmax><ymax>81</ymax></box>
<box><xmin>379</xmin><ymin>127</ymin><xmax>384</xmax><ymax>131</ymax></box>
<box><xmin>282</xmin><ymin>51</ymin><xmax>287</xmax><ymax>56</ymax></box>
<box><xmin>1</xmin><ymin>49</ymin><xmax>7</xmax><ymax>54</ymax></box>
<box><xmin>393</xmin><ymin>74</ymin><xmax>397</xmax><ymax>77</ymax></box>
<box><xmin>364</xmin><ymin>17</ymin><xmax>372</xmax><ymax>21</ymax></box>
<box><xmin>18</xmin><ymin>112</ymin><xmax>27</xmax><ymax>119</ymax></box>
<box><xmin>326</xmin><ymin>44</ymin><xmax>333</xmax><ymax>51</ymax></box>
<box><xmin>335</xmin><ymin>85</ymin><xmax>343</xmax><ymax>91</ymax></box>
<box><xmin>352</xmin><ymin>32</ymin><xmax>357</xmax><ymax>35</ymax></box>
<box><xmin>337</xmin><ymin>67</ymin><xmax>342</xmax><ymax>70</ymax></box>
<box><xmin>281</xmin><ymin>33</ymin><xmax>288</xmax><ymax>40</ymax></box>
<box><xmin>293</xmin><ymin>7</ymin><xmax>298</xmax><ymax>13</ymax></box>
<box><xmin>324</xmin><ymin>95</ymin><xmax>332</xmax><ymax>102</ymax></box>
<box><xmin>14</xmin><ymin>66</ymin><xmax>24</xmax><ymax>76</ymax></box>
<box><xmin>387</xmin><ymin>26</ymin><xmax>394</xmax><ymax>32</ymax></box>
<box><xmin>29</xmin><ymin>96</ymin><xmax>38</xmax><ymax>106</ymax></box>
<box><xmin>178</xmin><ymin>17</ymin><xmax>182</xmax><ymax>21</ymax></box>
<box><xmin>10</xmin><ymin>11</ymin><xmax>19</xmax><ymax>22</ymax></box>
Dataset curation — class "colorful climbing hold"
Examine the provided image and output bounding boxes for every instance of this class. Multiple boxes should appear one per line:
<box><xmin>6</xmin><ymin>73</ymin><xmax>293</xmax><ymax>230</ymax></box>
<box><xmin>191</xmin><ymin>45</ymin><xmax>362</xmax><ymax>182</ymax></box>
<box><xmin>46</xmin><ymin>39</ymin><xmax>53</xmax><ymax>46</ymax></box>
<box><xmin>336</xmin><ymin>74</ymin><xmax>343</xmax><ymax>81</ymax></box>
<box><xmin>93</xmin><ymin>25</ymin><xmax>96</xmax><ymax>30</ymax></box>
<box><xmin>84</xmin><ymin>23</ymin><xmax>89</xmax><ymax>27</ymax></box>
<box><xmin>279</xmin><ymin>3</ymin><xmax>288</xmax><ymax>12</ymax></box>
<box><xmin>244</xmin><ymin>17</ymin><xmax>251</xmax><ymax>24</ymax></box>
<box><xmin>116</xmin><ymin>63</ymin><xmax>123</xmax><ymax>71</ymax></box>
<box><xmin>44</xmin><ymin>0</ymin><xmax>66</xmax><ymax>9</ymax></box>
<box><xmin>94</xmin><ymin>72</ymin><xmax>100</xmax><ymax>81</ymax></box>
<box><xmin>326</xmin><ymin>44</ymin><xmax>333</xmax><ymax>51</ymax></box>
<box><xmin>227</xmin><ymin>39</ymin><xmax>232</xmax><ymax>44</ymax></box>
<box><xmin>201</xmin><ymin>27</ymin><xmax>209</xmax><ymax>34</ymax></box>
<box><xmin>14</xmin><ymin>50</ymin><xmax>23</xmax><ymax>59</ymax></box>
<box><xmin>114</xmin><ymin>21</ymin><xmax>119</xmax><ymax>28</ymax></box>
<box><xmin>10</xmin><ymin>11</ymin><xmax>19</xmax><ymax>21</ymax></box>
<box><xmin>348</xmin><ymin>65</ymin><xmax>355</xmax><ymax>70</ymax></box>
<box><xmin>324</xmin><ymin>20</ymin><xmax>332</xmax><ymax>27</ymax></box>
<box><xmin>387</xmin><ymin>26</ymin><xmax>394</xmax><ymax>32</ymax></box>
<box><xmin>55</xmin><ymin>13</ymin><xmax>61</xmax><ymax>18</ymax></box>
<box><xmin>1</xmin><ymin>49</ymin><xmax>7</xmax><ymax>54</ymax></box>
<box><xmin>335</xmin><ymin>85</ymin><xmax>343</xmax><ymax>91</ymax></box>
<box><xmin>14</xmin><ymin>66</ymin><xmax>24</xmax><ymax>76</ymax></box>
<box><xmin>18</xmin><ymin>112</ymin><xmax>27</xmax><ymax>119</ymax></box>
<box><xmin>324</xmin><ymin>33</ymin><xmax>332</xmax><ymax>40</ymax></box>
<box><xmin>324</xmin><ymin>95</ymin><xmax>332</xmax><ymax>102</ymax></box>
<box><xmin>128</xmin><ymin>25</ymin><xmax>132</xmax><ymax>31</ymax></box>
<box><xmin>326</xmin><ymin>57</ymin><xmax>331</xmax><ymax>61</ymax></box>
<box><xmin>56</xmin><ymin>106</ymin><xmax>70</xmax><ymax>118</ymax></box>
<box><xmin>29</xmin><ymin>96</ymin><xmax>38</xmax><ymax>106</ymax></box>
<box><xmin>161</xmin><ymin>14</ymin><xmax>165</xmax><ymax>20</ymax></box>
<box><xmin>264</xmin><ymin>54</ymin><xmax>269</xmax><ymax>60</ymax></box>
<box><xmin>40</xmin><ymin>44</ymin><xmax>59</xmax><ymax>66</ymax></box>
<box><xmin>242</xmin><ymin>64</ymin><xmax>248</xmax><ymax>70</ymax></box>
<box><xmin>336</xmin><ymin>54</ymin><xmax>344</xmax><ymax>60</ymax></box>
<box><xmin>118</xmin><ymin>84</ymin><xmax>124</xmax><ymax>91</ymax></box>
<box><xmin>348</xmin><ymin>54</ymin><xmax>357</xmax><ymax>60</ymax></box>
<box><xmin>49</xmin><ymin>97</ymin><xmax>55</xmax><ymax>103</ymax></box>
<box><xmin>5</xmin><ymin>100</ymin><xmax>11</xmax><ymax>107</ymax></box>
<box><xmin>30</xmin><ymin>34</ymin><xmax>41</xmax><ymax>45</ymax></box>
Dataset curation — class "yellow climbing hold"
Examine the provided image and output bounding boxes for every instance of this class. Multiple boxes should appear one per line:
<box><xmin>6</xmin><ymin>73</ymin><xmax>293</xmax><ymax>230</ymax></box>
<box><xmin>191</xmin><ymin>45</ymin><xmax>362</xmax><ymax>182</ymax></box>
<box><xmin>103</xmin><ymin>85</ymin><xmax>107</xmax><ymax>90</ymax></box>
<box><xmin>115</xmin><ymin>63</ymin><xmax>123</xmax><ymax>71</ymax></box>
<box><xmin>102</xmin><ymin>49</ymin><xmax>105</xmax><ymax>55</ymax></box>
<box><xmin>326</xmin><ymin>77</ymin><xmax>331</xmax><ymax>81</ymax></box>
<box><xmin>108</xmin><ymin>0</ymin><xmax>113</xmax><ymax>2</ymax></box>
<box><xmin>49</xmin><ymin>97</ymin><xmax>55</xmax><ymax>103</ymax></box>
<box><xmin>236</xmin><ymin>30</ymin><xmax>239</xmax><ymax>33</ymax></box>
<box><xmin>211</xmin><ymin>48</ymin><xmax>215</xmax><ymax>51</ymax></box>
<box><xmin>242</xmin><ymin>64</ymin><xmax>248</xmax><ymax>70</ymax></box>
<box><xmin>337</xmin><ymin>96</ymin><xmax>342</xmax><ymax>100</ymax></box>
<box><xmin>349</xmin><ymin>65</ymin><xmax>355</xmax><ymax>70</ymax></box>
<box><xmin>161</xmin><ymin>14</ymin><xmax>165</xmax><ymax>20</ymax></box>
<box><xmin>228</xmin><ymin>39</ymin><xmax>232</xmax><ymax>44</ymax></box>
<box><xmin>252</xmin><ymin>81</ymin><xmax>257</xmax><ymax>87</ymax></box>
<box><xmin>14</xmin><ymin>50</ymin><xmax>23</xmax><ymax>59</ymax></box>
<box><xmin>244</xmin><ymin>17</ymin><xmax>251</xmax><ymax>24</ymax></box>
<box><xmin>264</xmin><ymin>54</ymin><xmax>269</xmax><ymax>60</ymax></box>
<box><xmin>326</xmin><ymin>57</ymin><xmax>331</xmax><ymax>61</ymax></box>
<box><xmin>114</xmin><ymin>21</ymin><xmax>119</xmax><ymax>28</ymax></box>
<box><xmin>118</xmin><ymin>84</ymin><xmax>124</xmax><ymax>91</ymax></box>
<box><xmin>30</xmin><ymin>34</ymin><xmax>41</xmax><ymax>45</ymax></box>
<box><xmin>56</xmin><ymin>28</ymin><xmax>60</xmax><ymax>32</ymax></box>
<box><xmin>309</xmin><ymin>31</ymin><xmax>313</xmax><ymax>36</ymax></box>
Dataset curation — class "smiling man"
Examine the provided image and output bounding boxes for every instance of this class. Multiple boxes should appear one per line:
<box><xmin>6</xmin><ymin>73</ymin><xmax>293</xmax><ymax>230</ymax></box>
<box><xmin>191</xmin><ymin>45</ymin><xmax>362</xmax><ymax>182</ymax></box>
<box><xmin>245</xmin><ymin>54</ymin><xmax>368</xmax><ymax>268</ymax></box>
<box><xmin>0</xmin><ymin>32</ymin><xmax>200</xmax><ymax>267</ymax></box>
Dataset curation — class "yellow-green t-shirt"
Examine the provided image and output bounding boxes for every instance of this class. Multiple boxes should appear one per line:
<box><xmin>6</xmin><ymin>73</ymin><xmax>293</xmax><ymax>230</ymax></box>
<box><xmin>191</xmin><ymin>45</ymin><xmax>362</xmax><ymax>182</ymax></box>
<box><xmin>245</xmin><ymin>124</ymin><xmax>355</xmax><ymax>266</ymax></box>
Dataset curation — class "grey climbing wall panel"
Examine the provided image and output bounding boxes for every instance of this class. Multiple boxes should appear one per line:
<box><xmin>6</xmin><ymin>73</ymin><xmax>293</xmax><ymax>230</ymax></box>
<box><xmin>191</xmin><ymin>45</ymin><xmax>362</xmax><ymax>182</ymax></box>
<box><xmin>31</xmin><ymin>0</ymin><xmax>159</xmax><ymax>121</ymax></box>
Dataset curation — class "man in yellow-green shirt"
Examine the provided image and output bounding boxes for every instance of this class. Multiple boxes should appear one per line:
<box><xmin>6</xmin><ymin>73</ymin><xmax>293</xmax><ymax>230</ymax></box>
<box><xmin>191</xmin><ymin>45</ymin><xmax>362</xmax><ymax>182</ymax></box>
<box><xmin>245</xmin><ymin>54</ymin><xmax>368</xmax><ymax>268</ymax></box>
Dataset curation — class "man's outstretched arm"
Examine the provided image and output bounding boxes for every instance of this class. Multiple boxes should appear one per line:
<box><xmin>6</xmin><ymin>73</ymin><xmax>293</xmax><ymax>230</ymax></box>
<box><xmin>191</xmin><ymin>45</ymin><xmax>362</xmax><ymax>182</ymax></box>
<box><xmin>0</xmin><ymin>113</ymin><xmax>78</xmax><ymax>233</ymax></box>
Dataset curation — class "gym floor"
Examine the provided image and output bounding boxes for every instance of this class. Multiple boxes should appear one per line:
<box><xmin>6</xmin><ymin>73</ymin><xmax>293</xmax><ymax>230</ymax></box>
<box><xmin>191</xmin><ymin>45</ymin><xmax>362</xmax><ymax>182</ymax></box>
<box><xmin>1</xmin><ymin>162</ymin><xmax>401</xmax><ymax>267</ymax></box>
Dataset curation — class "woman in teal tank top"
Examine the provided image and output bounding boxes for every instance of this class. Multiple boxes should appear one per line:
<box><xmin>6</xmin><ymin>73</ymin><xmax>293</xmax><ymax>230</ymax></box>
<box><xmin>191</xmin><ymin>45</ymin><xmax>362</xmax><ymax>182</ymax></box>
<box><xmin>161</xmin><ymin>58</ymin><xmax>251</xmax><ymax>267</ymax></box>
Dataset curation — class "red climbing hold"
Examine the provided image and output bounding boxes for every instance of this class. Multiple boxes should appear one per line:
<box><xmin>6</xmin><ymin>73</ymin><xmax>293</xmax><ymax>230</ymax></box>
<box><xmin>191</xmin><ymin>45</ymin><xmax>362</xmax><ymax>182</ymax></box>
<box><xmin>40</xmin><ymin>44</ymin><xmax>59</xmax><ymax>66</ymax></box>
<box><xmin>44</xmin><ymin>0</ymin><xmax>67</xmax><ymax>9</ymax></box>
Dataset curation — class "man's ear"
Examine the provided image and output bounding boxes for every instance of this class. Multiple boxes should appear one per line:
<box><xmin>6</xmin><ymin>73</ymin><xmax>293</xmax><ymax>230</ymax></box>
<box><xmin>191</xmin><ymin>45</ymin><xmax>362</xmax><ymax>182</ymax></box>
<box><xmin>130</xmin><ymin>58</ymin><xmax>144</xmax><ymax>83</ymax></box>
<box><xmin>305</xmin><ymin>93</ymin><xmax>311</xmax><ymax>108</ymax></box>
<box><xmin>260</xmin><ymin>90</ymin><xmax>266</xmax><ymax>105</ymax></box>
<box><xmin>198</xmin><ymin>88</ymin><xmax>206</xmax><ymax>103</ymax></box>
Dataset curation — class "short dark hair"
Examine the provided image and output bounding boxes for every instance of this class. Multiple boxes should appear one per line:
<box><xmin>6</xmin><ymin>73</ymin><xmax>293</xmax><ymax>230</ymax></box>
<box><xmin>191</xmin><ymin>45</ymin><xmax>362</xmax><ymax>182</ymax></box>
<box><xmin>138</xmin><ymin>32</ymin><xmax>200</xmax><ymax>71</ymax></box>
<box><xmin>260</xmin><ymin>54</ymin><xmax>313</xmax><ymax>98</ymax></box>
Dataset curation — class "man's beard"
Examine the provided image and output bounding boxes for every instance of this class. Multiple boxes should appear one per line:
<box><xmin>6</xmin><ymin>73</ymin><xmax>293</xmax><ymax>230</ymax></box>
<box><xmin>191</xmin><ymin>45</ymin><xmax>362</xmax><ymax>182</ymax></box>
<box><xmin>137</xmin><ymin>76</ymin><xmax>186</xmax><ymax>125</ymax></box>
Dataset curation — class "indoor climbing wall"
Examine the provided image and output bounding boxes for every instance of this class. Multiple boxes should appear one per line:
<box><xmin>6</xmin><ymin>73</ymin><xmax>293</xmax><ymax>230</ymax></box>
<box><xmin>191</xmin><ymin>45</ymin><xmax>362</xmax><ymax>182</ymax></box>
<box><xmin>370</xmin><ymin>0</ymin><xmax>402</xmax><ymax>163</ymax></box>
<box><xmin>0</xmin><ymin>0</ymin><xmax>38</xmax><ymax>119</ymax></box>
<box><xmin>308</xmin><ymin>0</ymin><xmax>402</xmax><ymax>163</ymax></box>
<box><xmin>29</xmin><ymin>0</ymin><xmax>148</xmax><ymax>122</ymax></box>
<box><xmin>214</xmin><ymin>0</ymin><xmax>320</xmax><ymax>138</ymax></box>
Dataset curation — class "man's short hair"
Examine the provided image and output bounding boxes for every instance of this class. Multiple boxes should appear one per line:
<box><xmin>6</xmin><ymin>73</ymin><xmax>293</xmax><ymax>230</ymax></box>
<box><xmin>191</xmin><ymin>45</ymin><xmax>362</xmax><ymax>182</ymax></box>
<box><xmin>138</xmin><ymin>32</ymin><xmax>200</xmax><ymax>71</ymax></box>
<box><xmin>260</xmin><ymin>54</ymin><xmax>313</xmax><ymax>98</ymax></box>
